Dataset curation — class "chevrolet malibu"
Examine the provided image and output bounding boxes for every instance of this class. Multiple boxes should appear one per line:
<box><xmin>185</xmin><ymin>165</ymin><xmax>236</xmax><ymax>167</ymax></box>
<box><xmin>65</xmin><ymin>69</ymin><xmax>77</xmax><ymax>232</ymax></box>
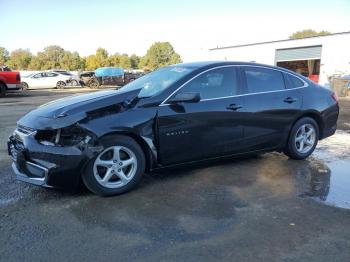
<box><xmin>8</xmin><ymin>62</ymin><xmax>339</xmax><ymax>196</ymax></box>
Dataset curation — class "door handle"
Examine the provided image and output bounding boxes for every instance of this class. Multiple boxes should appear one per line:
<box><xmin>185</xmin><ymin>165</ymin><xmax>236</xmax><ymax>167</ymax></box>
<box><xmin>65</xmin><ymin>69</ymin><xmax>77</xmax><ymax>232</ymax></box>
<box><xmin>226</xmin><ymin>104</ymin><xmax>243</xmax><ymax>111</ymax></box>
<box><xmin>284</xmin><ymin>97</ymin><xmax>297</xmax><ymax>103</ymax></box>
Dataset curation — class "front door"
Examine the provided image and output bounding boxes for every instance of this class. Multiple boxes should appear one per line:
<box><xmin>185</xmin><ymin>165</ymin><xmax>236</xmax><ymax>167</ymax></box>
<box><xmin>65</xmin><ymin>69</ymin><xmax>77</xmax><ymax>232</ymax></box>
<box><xmin>157</xmin><ymin>66</ymin><xmax>246</xmax><ymax>166</ymax></box>
<box><xmin>30</xmin><ymin>73</ymin><xmax>45</xmax><ymax>88</ymax></box>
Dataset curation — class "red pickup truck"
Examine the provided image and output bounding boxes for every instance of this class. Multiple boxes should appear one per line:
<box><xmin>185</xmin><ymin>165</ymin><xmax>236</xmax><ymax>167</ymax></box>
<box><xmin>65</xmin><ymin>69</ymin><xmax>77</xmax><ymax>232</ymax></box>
<box><xmin>0</xmin><ymin>67</ymin><xmax>22</xmax><ymax>97</ymax></box>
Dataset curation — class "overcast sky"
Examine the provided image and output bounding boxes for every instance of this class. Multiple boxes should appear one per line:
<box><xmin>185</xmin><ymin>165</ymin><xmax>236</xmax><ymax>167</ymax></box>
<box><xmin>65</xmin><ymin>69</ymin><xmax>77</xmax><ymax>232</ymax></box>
<box><xmin>1</xmin><ymin>0</ymin><xmax>349</xmax><ymax>61</ymax></box>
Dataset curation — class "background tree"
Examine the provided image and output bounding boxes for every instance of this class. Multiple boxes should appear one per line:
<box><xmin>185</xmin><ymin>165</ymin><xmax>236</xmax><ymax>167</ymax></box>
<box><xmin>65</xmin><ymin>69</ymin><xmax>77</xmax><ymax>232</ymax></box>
<box><xmin>40</xmin><ymin>45</ymin><xmax>66</xmax><ymax>69</ymax></box>
<box><xmin>289</xmin><ymin>29</ymin><xmax>331</xmax><ymax>39</ymax></box>
<box><xmin>28</xmin><ymin>52</ymin><xmax>45</xmax><ymax>70</ymax></box>
<box><xmin>119</xmin><ymin>54</ymin><xmax>132</xmax><ymax>69</ymax></box>
<box><xmin>140</xmin><ymin>42</ymin><xmax>182</xmax><ymax>70</ymax></box>
<box><xmin>0</xmin><ymin>47</ymin><xmax>10</xmax><ymax>66</ymax></box>
<box><xmin>108</xmin><ymin>53</ymin><xmax>121</xmax><ymax>67</ymax></box>
<box><xmin>1</xmin><ymin>41</ymin><xmax>181</xmax><ymax>71</ymax></box>
<box><xmin>130</xmin><ymin>54</ymin><xmax>141</xmax><ymax>69</ymax></box>
<box><xmin>7</xmin><ymin>49</ymin><xmax>32</xmax><ymax>70</ymax></box>
<box><xmin>85</xmin><ymin>48</ymin><xmax>109</xmax><ymax>70</ymax></box>
<box><xmin>96</xmin><ymin>48</ymin><xmax>109</xmax><ymax>67</ymax></box>
<box><xmin>60</xmin><ymin>51</ymin><xmax>84</xmax><ymax>70</ymax></box>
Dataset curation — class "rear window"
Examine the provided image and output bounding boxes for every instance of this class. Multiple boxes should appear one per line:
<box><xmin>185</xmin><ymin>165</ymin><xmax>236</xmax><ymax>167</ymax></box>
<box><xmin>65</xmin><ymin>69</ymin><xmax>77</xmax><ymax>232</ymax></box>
<box><xmin>287</xmin><ymin>74</ymin><xmax>305</xmax><ymax>88</ymax></box>
<box><xmin>243</xmin><ymin>67</ymin><xmax>285</xmax><ymax>94</ymax></box>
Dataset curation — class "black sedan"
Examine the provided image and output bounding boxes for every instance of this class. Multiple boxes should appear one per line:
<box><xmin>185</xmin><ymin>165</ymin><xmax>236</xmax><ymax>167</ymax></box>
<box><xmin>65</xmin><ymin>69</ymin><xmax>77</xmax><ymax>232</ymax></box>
<box><xmin>8</xmin><ymin>62</ymin><xmax>339</xmax><ymax>196</ymax></box>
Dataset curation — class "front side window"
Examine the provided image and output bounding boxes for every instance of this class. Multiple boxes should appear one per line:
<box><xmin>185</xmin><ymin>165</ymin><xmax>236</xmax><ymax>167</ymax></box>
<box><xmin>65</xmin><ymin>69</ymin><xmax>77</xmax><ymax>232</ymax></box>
<box><xmin>33</xmin><ymin>73</ymin><xmax>43</xmax><ymax>78</ymax></box>
<box><xmin>243</xmin><ymin>67</ymin><xmax>285</xmax><ymax>94</ymax></box>
<box><xmin>178</xmin><ymin>67</ymin><xmax>238</xmax><ymax>100</ymax></box>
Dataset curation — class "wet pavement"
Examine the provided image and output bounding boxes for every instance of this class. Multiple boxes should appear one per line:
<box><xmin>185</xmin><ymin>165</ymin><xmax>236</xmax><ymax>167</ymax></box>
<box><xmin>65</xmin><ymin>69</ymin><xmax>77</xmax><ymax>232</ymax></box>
<box><xmin>0</xmin><ymin>90</ymin><xmax>350</xmax><ymax>262</ymax></box>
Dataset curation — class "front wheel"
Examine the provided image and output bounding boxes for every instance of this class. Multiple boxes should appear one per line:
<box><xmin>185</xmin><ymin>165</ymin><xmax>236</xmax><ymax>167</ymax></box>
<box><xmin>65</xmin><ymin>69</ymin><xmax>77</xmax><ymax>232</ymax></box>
<box><xmin>284</xmin><ymin>117</ymin><xmax>319</xmax><ymax>160</ymax></box>
<box><xmin>82</xmin><ymin>135</ymin><xmax>145</xmax><ymax>196</ymax></box>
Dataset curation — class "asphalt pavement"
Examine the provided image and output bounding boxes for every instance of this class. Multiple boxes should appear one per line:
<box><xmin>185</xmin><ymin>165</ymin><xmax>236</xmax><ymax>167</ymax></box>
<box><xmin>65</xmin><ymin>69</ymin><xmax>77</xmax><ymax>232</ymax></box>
<box><xmin>0</xmin><ymin>89</ymin><xmax>350</xmax><ymax>262</ymax></box>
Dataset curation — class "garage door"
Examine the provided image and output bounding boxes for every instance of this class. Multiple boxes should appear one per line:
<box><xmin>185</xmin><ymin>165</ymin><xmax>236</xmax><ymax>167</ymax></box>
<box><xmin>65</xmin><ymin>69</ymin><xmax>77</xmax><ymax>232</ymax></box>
<box><xmin>275</xmin><ymin>45</ymin><xmax>322</xmax><ymax>62</ymax></box>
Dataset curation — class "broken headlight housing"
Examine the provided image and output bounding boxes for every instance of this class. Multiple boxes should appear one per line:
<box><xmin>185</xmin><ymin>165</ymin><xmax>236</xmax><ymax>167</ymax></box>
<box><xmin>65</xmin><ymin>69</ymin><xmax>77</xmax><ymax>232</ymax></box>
<box><xmin>35</xmin><ymin>125</ymin><xmax>92</xmax><ymax>147</ymax></box>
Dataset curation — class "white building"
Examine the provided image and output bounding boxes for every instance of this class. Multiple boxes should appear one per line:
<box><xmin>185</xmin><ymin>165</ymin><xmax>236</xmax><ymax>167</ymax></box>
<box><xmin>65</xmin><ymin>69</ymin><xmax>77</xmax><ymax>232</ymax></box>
<box><xmin>209</xmin><ymin>31</ymin><xmax>350</xmax><ymax>87</ymax></box>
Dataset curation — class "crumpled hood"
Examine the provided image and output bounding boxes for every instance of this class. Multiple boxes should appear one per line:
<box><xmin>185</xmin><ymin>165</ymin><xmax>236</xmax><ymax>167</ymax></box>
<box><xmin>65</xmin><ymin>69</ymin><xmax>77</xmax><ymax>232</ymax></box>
<box><xmin>18</xmin><ymin>89</ymin><xmax>141</xmax><ymax>130</ymax></box>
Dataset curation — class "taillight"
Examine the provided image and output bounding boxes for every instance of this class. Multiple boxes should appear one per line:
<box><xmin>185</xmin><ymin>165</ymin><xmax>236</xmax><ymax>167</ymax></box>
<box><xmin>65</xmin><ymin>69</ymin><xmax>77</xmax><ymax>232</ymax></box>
<box><xmin>331</xmin><ymin>93</ymin><xmax>339</xmax><ymax>102</ymax></box>
<box><xmin>16</xmin><ymin>74</ymin><xmax>21</xmax><ymax>82</ymax></box>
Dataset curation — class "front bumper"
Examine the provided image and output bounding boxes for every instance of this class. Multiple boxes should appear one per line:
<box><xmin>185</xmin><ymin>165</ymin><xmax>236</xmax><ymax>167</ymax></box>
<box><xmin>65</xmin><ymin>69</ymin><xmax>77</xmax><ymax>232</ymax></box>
<box><xmin>12</xmin><ymin>162</ymin><xmax>51</xmax><ymax>187</ymax></box>
<box><xmin>8</xmin><ymin>129</ymin><xmax>89</xmax><ymax>189</ymax></box>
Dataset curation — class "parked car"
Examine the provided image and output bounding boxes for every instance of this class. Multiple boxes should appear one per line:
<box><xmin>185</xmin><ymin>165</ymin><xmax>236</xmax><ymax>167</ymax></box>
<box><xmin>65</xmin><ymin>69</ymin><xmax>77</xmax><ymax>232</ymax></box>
<box><xmin>8</xmin><ymin>61</ymin><xmax>339</xmax><ymax>196</ymax></box>
<box><xmin>21</xmin><ymin>72</ymin><xmax>81</xmax><ymax>89</ymax></box>
<box><xmin>80</xmin><ymin>67</ymin><xmax>143</xmax><ymax>88</ymax></box>
<box><xmin>0</xmin><ymin>66</ymin><xmax>22</xmax><ymax>97</ymax></box>
<box><xmin>50</xmin><ymin>70</ymin><xmax>81</xmax><ymax>86</ymax></box>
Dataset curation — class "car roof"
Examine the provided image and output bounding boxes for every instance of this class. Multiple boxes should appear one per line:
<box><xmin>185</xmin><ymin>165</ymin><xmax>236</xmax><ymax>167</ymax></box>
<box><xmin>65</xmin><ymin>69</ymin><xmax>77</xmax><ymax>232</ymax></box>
<box><xmin>173</xmin><ymin>61</ymin><xmax>309</xmax><ymax>80</ymax></box>
<box><xmin>174</xmin><ymin>61</ymin><xmax>284</xmax><ymax>69</ymax></box>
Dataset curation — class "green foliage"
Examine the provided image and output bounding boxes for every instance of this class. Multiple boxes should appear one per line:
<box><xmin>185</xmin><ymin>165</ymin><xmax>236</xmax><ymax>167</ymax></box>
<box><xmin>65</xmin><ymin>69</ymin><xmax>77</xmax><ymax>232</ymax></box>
<box><xmin>85</xmin><ymin>48</ymin><xmax>109</xmax><ymax>70</ymax></box>
<box><xmin>129</xmin><ymin>54</ymin><xmax>140</xmax><ymax>69</ymax></box>
<box><xmin>1</xmin><ymin>42</ymin><xmax>181</xmax><ymax>71</ymax></box>
<box><xmin>289</xmin><ymin>29</ymin><xmax>331</xmax><ymax>39</ymax></box>
<box><xmin>139</xmin><ymin>42</ymin><xmax>182</xmax><ymax>70</ymax></box>
<box><xmin>7</xmin><ymin>49</ymin><xmax>32</xmax><ymax>70</ymax></box>
<box><xmin>60</xmin><ymin>51</ymin><xmax>84</xmax><ymax>70</ymax></box>
<box><xmin>26</xmin><ymin>45</ymin><xmax>84</xmax><ymax>70</ymax></box>
<box><xmin>108</xmin><ymin>53</ymin><xmax>140</xmax><ymax>69</ymax></box>
<box><xmin>41</xmin><ymin>45</ymin><xmax>66</xmax><ymax>69</ymax></box>
<box><xmin>0</xmin><ymin>47</ymin><xmax>10</xmax><ymax>66</ymax></box>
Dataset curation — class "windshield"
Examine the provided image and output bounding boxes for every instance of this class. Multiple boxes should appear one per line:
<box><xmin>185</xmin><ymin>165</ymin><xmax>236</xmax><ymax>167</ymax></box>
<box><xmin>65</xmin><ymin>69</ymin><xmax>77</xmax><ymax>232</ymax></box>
<box><xmin>119</xmin><ymin>66</ymin><xmax>196</xmax><ymax>98</ymax></box>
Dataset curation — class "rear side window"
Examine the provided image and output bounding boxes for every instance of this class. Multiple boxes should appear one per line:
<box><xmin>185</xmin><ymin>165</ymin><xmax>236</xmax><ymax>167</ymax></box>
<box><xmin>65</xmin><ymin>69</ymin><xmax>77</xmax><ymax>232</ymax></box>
<box><xmin>243</xmin><ymin>67</ymin><xmax>285</xmax><ymax>93</ymax></box>
<box><xmin>179</xmin><ymin>67</ymin><xmax>238</xmax><ymax>99</ymax></box>
<box><xmin>287</xmin><ymin>74</ymin><xmax>305</xmax><ymax>88</ymax></box>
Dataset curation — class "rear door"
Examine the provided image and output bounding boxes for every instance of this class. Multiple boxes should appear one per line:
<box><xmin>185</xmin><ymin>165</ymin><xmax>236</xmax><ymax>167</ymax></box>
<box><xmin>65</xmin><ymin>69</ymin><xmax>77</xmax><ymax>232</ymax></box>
<box><xmin>240</xmin><ymin>66</ymin><xmax>303</xmax><ymax>151</ymax></box>
<box><xmin>157</xmin><ymin>66</ymin><xmax>246</xmax><ymax>165</ymax></box>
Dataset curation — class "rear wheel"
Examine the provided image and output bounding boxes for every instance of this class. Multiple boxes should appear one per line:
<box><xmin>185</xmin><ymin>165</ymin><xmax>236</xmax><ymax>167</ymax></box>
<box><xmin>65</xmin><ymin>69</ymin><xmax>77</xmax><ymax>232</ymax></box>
<box><xmin>284</xmin><ymin>117</ymin><xmax>319</xmax><ymax>160</ymax></box>
<box><xmin>21</xmin><ymin>82</ymin><xmax>29</xmax><ymax>91</ymax></box>
<box><xmin>56</xmin><ymin>81</ymin><xmax>66</xmax><ymax>89</ymax></box>
<box><xmin>89</xmin><ymin>78</ymin><xmax>100</xmax><ymax>89</ymax></box>
<box><xmin>0</xmin><ymin>83</ymin><xmax>5</xmax><ymax>97</ymax></box>
<box><xmin>82</xmin><ymin>135</ymin><xmax>145</xmax><ymax>196</ymax></box>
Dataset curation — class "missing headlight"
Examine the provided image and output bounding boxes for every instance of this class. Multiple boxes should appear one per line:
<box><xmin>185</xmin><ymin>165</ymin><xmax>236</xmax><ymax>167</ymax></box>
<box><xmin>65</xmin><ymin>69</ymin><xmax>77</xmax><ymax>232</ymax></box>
<box><xmin>36</xmin><ymin>125</ymin><xmax>91</xmax><ymax>147</ymax></box>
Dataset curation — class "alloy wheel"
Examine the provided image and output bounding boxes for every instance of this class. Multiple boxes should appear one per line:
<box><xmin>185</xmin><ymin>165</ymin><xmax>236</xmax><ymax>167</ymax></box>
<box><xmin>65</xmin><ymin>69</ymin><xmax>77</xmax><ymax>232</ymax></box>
<box><xmin>93</xmin><ymin>146</ymin><xmax>137</xmax><ymax>188</ymax></box>
<box><xmin>295</xmin><ymin>124</ymin><xmax>316</xmax><ymax>154</ymax></box>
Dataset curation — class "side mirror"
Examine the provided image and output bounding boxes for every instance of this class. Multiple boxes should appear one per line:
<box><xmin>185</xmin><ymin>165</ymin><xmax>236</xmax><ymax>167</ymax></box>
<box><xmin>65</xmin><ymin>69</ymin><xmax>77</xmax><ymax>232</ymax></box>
<box><xmin>168</xmin><ymin>92</ymin><xmax>201</xmax><ymax>104</ymax></box>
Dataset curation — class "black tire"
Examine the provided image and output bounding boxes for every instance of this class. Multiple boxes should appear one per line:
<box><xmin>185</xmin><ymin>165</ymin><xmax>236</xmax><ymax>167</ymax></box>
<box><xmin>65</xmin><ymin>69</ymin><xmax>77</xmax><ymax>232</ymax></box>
<box><xmin>0</xmin><ymin>83</ymin><xmax>5</xmax><ymax>97</ymax></box>
<box><xmin>82</xmin><ymin>135</ymin><xmax>145</xmax><ymax>196</ymax></box>
<box><xmin>22</xmin><ymin>82</ymin><xmax>29</xmax><ymax>91</ymax></box>
<box><xmin>89</xmin><ymin>78</ymin><xmax>100</xmax><ymax>89</ymax></box>
<box><xmin>71</xmin><ymin>80</ymin><xmax>79</xmax><ymax>86</ymax></box>
<box><xmin>56</xmin><ymin>81</ymin><xmax>66</xmax><ymax>89</ymax></box>
<box><xmin>284</xmin><ymin>117</ymin><xmax>319</xmax><ymax>160</ymax></box>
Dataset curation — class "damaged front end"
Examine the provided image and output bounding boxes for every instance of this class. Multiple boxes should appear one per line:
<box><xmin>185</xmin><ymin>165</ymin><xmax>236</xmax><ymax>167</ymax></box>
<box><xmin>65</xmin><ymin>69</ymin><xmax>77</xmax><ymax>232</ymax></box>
<box><xmin>7</xmin><ymin>88</ymin><xmax>156</xmax><ymax>189</ymax></box>
<box><xmin>8</xmin><ymin>123</ymin><xmax>102</xmax><ymax>189</ymax></box>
